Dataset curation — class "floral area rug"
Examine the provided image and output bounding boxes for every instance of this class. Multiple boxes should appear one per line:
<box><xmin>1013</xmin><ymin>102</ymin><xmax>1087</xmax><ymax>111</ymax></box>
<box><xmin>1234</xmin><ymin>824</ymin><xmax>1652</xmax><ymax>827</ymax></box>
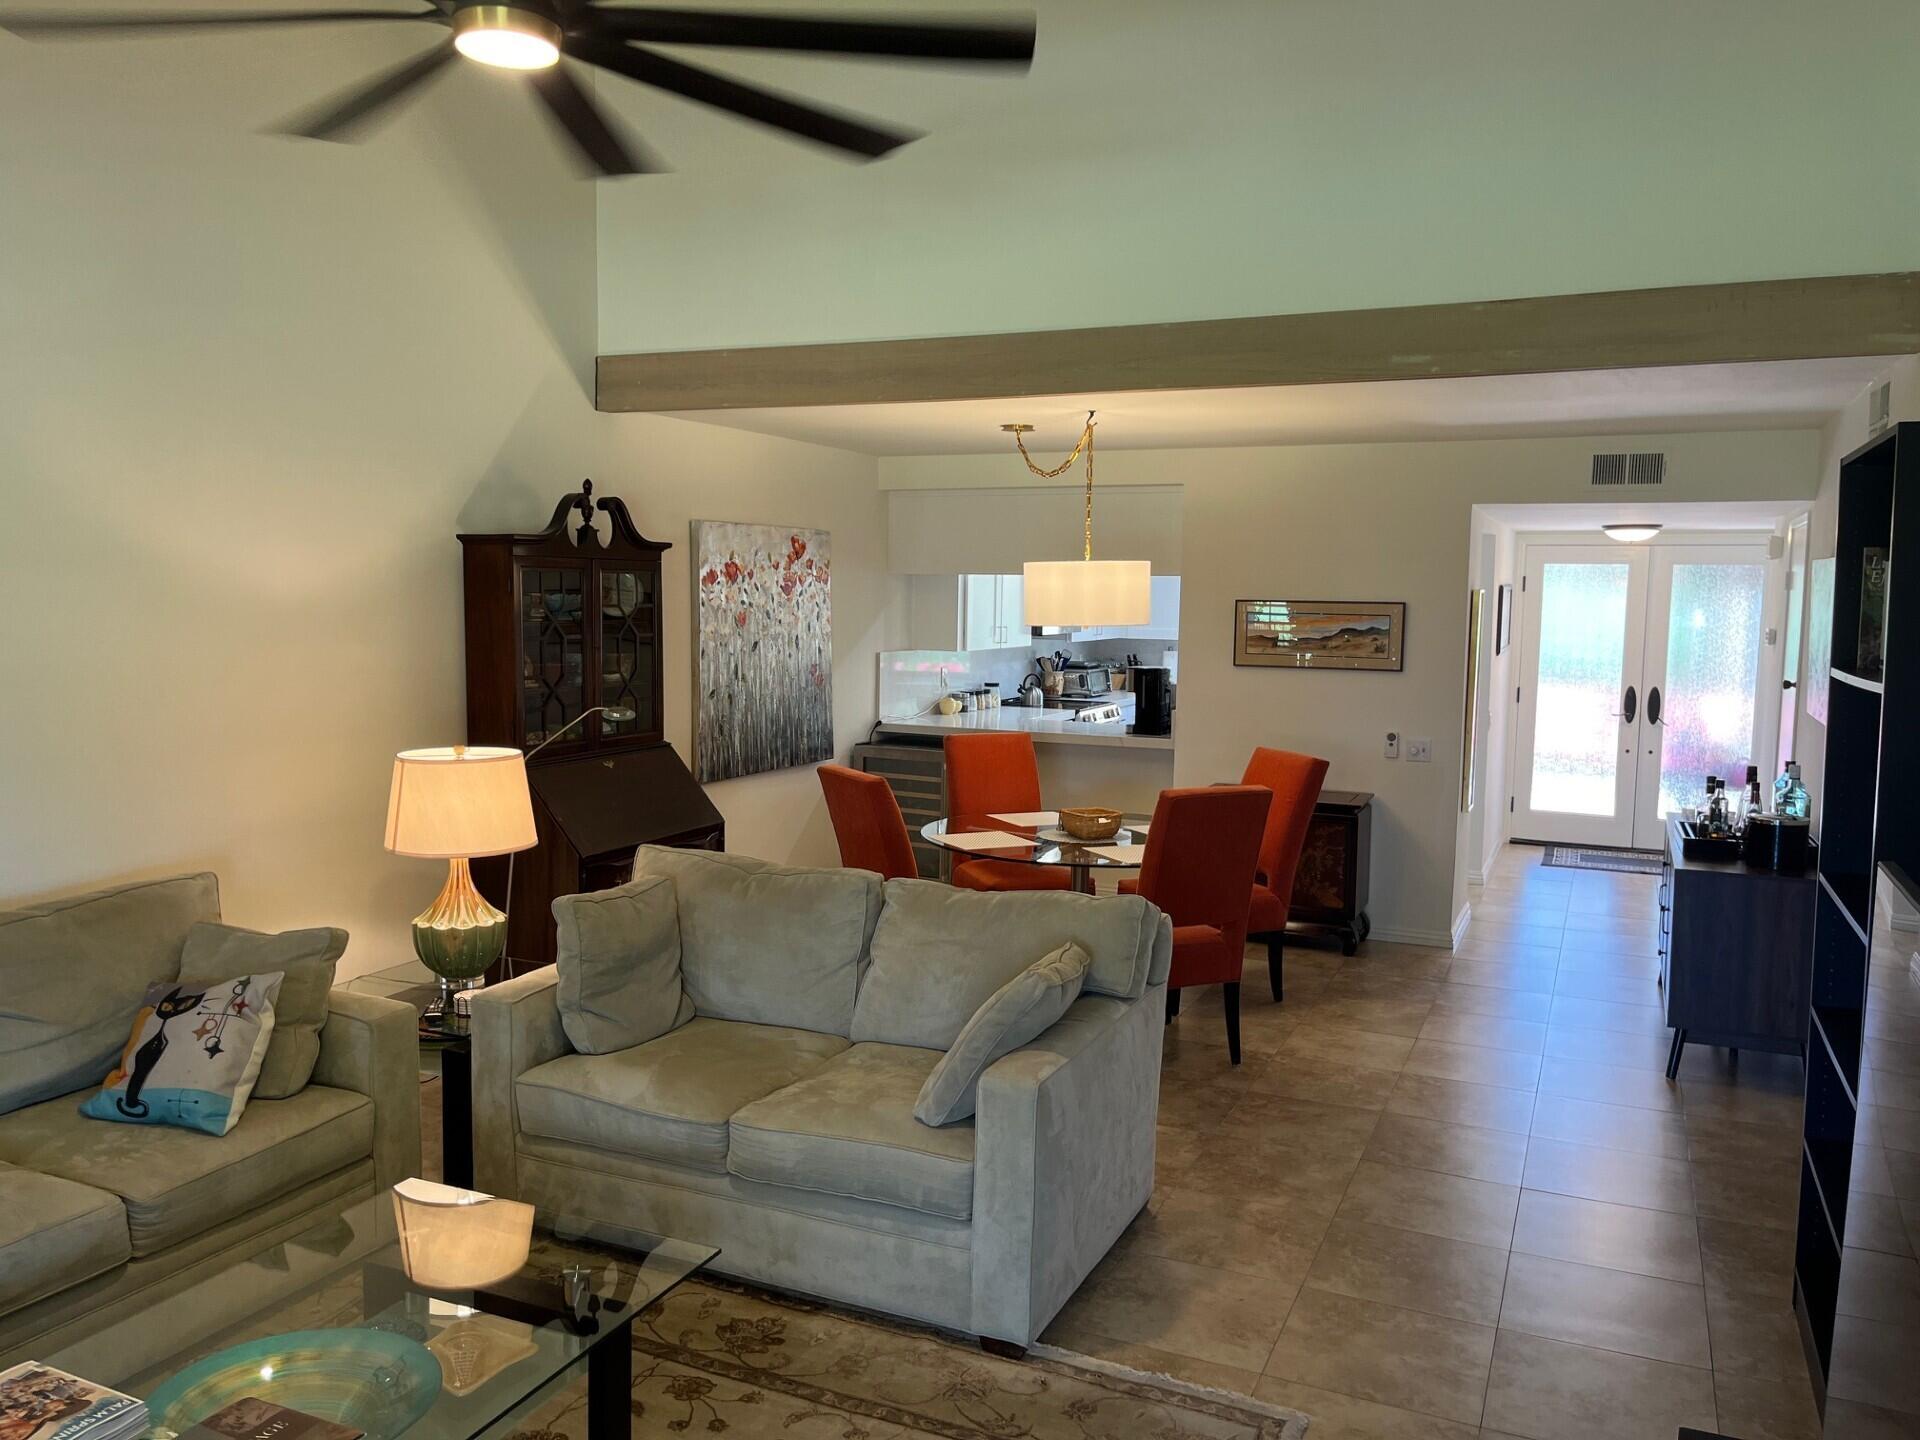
<box><xmin>508</xmin><ymin>1275</ymin><xmax>1308</xmax><ymax>1440</ymax></box>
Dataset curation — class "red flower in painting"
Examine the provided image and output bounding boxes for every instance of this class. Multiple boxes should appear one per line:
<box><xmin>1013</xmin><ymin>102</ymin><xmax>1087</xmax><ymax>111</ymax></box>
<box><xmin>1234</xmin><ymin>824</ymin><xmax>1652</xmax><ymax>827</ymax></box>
<box><xmin>789</xmin><ymin>535</ymin><xmax>808</xmax><ymax>563</ymax></box>
<box><xmin>780</xmin><ymin>572</ymin><xmax>798</xmax><ymax>598</ymax></box>
<box><xmin>735</xmin><ymin>609</ymin><xmax>749</xmax><ymax>628</ymax></box>
<box><xmin>723</xmin><ymin>558</ymin><xmax>742</xmax><ymax>584</ymax></box>
<box><xmin>701</xmin><ymin>567</ymin><xmax>720</xmax><ymax>587</ymax></box>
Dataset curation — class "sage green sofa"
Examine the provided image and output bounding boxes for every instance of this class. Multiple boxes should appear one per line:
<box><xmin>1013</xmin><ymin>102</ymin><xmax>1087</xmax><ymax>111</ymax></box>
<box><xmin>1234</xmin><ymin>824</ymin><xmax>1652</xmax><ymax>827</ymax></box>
<box><xmin>0</xmin><ymin>874</ymin><xmax>421</xmax><ymax>1365</ymax></box>
<box><xmin>471</xmin><ymin>846</ymin><xmax>1172</xmax><ymax>1350</ymax></box>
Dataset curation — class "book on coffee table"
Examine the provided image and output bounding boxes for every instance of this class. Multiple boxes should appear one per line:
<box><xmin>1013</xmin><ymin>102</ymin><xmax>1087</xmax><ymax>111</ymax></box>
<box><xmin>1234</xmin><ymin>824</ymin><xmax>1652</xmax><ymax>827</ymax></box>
<box><xmin>0</xmin><ymin>1362</ymin><xmax>147</xmax><ymax>1440</ymax></box>
<box><xmin>178</xmin><ymin>1397</ymin><xmax>363</xmax><ymax>1440</ymax></box>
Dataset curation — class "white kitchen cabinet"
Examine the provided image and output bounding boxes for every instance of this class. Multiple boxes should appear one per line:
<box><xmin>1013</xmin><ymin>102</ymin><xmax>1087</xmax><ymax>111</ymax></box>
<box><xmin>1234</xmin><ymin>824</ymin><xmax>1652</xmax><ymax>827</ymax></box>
<box><xmin>961</xmin><ymin>574</ymin><xmax>1028</xmax><ymax>649</ymax></box>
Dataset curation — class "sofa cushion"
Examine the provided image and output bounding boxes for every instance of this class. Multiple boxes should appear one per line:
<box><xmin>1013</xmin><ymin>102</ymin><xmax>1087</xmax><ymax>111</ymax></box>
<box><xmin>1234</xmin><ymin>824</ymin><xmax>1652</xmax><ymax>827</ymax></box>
<box><xmin>0</xmin><ymin>873</ymin><xmax>222</xmax><ymax>1116</ymax></box>
<box><xmin>0</xmin><ymin>1084</ymin><xmax>372</xmax><ymax>1257</ymax></box>
<box><xmin>516</xmin><ymin>1017</ymin><xmax>849</xmax><ymax>1173</ymax></box>
<box><xmin>850</xmin><ymin>879</ymin><xmax>1168</xmax><ymax>1050</ymax></box>
<box><xmin>630</xmin><ymin>847</ymin><xmax>881</xmax><ymax>1036</ymax></box>
<box><xmin>728</xmin><ymin>1044</ymin><xmax>975</xmax><ymax>1220</ymax></box>
<box><xmin>0</xmin><ymin>1163</ymin><xmax>130</xmax><ymax>1315</ymax></box>
<box><xmin>552</xmin><ymin>875</ymin><xmax>695</xmax><ymax>1055</ymax></box>
<box><xmin>915</xmin><ymin>942</ymin><xmax>1089</xmax><ymax>1126</ymax></box>
<box><xmin>180</xmin><ymin>921</ymin><xmax>347</xmax><ymax>1098</ymax></box>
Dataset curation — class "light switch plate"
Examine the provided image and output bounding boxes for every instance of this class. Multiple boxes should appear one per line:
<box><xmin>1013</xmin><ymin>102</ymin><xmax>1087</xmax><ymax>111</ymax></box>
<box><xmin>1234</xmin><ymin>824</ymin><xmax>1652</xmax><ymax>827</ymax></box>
<box><xmin>1407</xmin><ymin>737</ymin><xmax>1433</xmax><ymax>762</ymax></box>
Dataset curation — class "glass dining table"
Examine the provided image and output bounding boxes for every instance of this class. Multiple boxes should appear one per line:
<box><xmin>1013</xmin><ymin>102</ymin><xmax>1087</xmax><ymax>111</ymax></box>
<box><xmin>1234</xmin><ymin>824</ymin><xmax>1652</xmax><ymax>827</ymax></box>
<box><xmin>920</xmin><ymin>812</ymin><xmax>1152</xmax><ymax>894</ymax></box>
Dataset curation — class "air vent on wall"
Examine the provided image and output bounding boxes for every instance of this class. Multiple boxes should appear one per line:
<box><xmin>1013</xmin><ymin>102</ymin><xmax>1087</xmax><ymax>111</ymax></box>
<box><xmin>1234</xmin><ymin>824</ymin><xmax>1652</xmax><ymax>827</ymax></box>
<box><xmin>1590</xmin><ymin>452</ymin><xmax>1666</xmax><ymax>486</ymax></box>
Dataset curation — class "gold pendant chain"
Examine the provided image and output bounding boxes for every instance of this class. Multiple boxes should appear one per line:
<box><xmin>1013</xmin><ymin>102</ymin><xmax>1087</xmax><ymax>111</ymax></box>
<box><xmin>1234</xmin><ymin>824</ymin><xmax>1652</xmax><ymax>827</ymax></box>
<box><xmin>1011</xmin><ymin>410</ymin><xmax>1098</xmax><ymax>562</ymax></box>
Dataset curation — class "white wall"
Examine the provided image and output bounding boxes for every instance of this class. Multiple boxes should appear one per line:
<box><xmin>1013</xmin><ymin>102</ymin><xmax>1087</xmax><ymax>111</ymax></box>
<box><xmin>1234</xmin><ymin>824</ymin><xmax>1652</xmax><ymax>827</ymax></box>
<box><xmin>888</xmin><ymin>484</ymin><xmax>1182</xmax><ymax>577</ymax></box>
<box><xmin>885</xmin><ymin>431</ymin><xmax>1822</xmax><ymax>943</ymax></box>
<box><xmin>596</xmin><ymin>0</ymin><xmax>1920</xmax><ymax>353</ymax></box>
<box><xmin>0</xmin><ymin>32</ymin><xmax>895</xmax><ymax>978</ymax></box>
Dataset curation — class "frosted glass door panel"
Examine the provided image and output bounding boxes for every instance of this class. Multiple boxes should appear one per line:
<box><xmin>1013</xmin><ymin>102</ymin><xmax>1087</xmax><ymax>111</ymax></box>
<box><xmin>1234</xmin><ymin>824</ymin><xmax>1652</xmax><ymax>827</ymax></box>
<box><xmin>1650</xmin><ymin>560</ymin><xmax>1768</xmax><ymax>820</ymax></box>
<box><xmin>1528</xmin><ymin>562</ymin><xmax>1632</xmax><ymax>817</ymax></box>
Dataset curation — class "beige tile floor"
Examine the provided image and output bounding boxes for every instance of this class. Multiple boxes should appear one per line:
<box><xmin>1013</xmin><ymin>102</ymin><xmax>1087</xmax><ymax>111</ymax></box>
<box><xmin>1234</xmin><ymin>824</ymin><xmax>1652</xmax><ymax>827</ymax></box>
<box><xmin>1042</xmin><ymin>842</ymin><xmax>1832</xmax><ymax>1440</ymax></box>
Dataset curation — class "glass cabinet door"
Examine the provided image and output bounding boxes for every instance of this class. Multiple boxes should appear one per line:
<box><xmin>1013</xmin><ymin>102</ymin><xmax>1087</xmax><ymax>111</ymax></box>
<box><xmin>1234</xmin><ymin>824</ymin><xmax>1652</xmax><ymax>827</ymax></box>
<box><xmin>520</xmin><ymin>564</ymin><xmax>586</xmax><ymax>747</ymax></box>
<box><xmin>597</xmin><ymin>566</ymin><xmax>657</xmax><ymax>737</ymax></box>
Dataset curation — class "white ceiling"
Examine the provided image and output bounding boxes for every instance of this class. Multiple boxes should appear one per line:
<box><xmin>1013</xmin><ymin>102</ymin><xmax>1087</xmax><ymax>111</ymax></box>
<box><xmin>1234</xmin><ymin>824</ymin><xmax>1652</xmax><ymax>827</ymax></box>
<box><xmin>669</xmin><ymin>356</ymin><xmax>1891</xmax><ymax>457</ymax></box>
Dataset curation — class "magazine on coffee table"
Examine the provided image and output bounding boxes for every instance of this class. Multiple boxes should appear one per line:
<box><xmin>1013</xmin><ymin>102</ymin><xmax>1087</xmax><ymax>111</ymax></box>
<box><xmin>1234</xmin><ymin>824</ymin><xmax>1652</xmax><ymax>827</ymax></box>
<box><xmin>178</xmin><ymin>1396</ymin><xmax>363</xmax><ymax>1440</ymax></box>
<box><xmin>0</xmin><ymin>1363</ymin><xmax>147</xmax><ymax>1440</ymax></box>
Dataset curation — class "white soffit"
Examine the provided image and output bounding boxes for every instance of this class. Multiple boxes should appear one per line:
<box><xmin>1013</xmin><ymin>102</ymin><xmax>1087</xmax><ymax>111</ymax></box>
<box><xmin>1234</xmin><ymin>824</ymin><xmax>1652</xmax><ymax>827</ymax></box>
<box><xmin>670</xmin><ymin>356</ymin><xmax>1893</xmax><ymax>456</ymax></box>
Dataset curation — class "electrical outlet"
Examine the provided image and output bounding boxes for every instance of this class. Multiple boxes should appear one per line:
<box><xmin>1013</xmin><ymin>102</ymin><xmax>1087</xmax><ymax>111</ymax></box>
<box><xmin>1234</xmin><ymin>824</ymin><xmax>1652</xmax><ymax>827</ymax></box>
<box><xmin>1384</xmin><ymin>732</ymin><xmax>1400</xmax><ymax>759</ymax></box>
<box><xmin>1407</xmin><ymin>737</ymin><xmax>1433</xmax><ymax>763</ymax></box>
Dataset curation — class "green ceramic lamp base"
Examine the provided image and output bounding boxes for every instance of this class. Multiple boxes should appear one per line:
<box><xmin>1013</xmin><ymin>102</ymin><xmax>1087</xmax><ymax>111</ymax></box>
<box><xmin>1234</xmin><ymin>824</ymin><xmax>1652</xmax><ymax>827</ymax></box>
<box><xmin>411</xmin><ymin>858</ymin><xmax>507</xmax><ymax>1014</ymax></box>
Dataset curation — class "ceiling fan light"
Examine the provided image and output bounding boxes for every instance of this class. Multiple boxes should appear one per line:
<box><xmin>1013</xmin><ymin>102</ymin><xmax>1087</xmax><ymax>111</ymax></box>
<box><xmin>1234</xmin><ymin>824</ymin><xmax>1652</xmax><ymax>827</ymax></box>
<box><xmin>453</xmin><ymin>5</ymin><xmax>562</xmax><ymax>70</ymax></box>
<box><xmin>1603</xmin><ymin>523</ymin><xmax>1663</xmax><ymax>544</ymax></box>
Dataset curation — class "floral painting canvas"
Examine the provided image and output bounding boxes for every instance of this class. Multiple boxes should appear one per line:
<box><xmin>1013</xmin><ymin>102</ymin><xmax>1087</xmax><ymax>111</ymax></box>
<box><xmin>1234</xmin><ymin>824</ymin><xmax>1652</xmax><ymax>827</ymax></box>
<box><xmin>693</xmin><ymin>521</ymin><xmax>833</xmax><ymax>783</ymax></box>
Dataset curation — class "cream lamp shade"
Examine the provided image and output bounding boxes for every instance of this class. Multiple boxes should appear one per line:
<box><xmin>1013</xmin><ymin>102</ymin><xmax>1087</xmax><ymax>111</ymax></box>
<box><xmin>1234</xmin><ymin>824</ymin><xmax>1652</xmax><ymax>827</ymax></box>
<box><xmin>1023</xmin><ymin>559</ymin><xmax>1153</xmax><ymax>628</ymax></box>
<box><xmin>385</xmin><ymin>746</ymin><xmax>537</xmax><ymax>859</ymax></box>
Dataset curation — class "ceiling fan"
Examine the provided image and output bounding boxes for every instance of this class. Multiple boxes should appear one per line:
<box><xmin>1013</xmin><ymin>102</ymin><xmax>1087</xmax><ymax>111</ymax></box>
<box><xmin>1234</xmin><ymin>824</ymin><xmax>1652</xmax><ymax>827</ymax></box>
<box><xmin>0</xmin><ymin>2</ymin><xmax>1036</xmax><ymax>176</ymax></box>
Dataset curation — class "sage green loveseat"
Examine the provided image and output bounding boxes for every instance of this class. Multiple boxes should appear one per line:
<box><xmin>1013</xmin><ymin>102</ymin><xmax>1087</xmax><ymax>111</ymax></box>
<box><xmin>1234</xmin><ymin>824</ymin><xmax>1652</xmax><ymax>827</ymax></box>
<box><xmin>471</xmin><ymin>846</ymin><xmax>1172</xmax><ymax>1351</ymax></box>
<box><xmin>0</xmin><ymin>874</ymin><xmax>421</xmax><ymax>1365</ymax></box>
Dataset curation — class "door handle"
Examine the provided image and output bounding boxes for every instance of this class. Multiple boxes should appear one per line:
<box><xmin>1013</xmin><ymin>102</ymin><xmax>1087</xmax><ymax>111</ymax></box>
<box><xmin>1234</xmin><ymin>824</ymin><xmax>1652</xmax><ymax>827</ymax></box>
<box><xmin>1622</xmin><ymin>684</ymin><xmax>1638</xmax><ymax>725</ymax></box>
<box><xmin>1647</xmin><ymin>685</ymin><xmax>1662</xmax><ymax>725</ymax></box>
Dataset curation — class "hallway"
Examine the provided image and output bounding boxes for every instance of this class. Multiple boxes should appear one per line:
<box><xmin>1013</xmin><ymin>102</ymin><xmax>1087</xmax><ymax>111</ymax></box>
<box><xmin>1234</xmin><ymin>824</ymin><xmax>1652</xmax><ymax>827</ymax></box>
<box><xmin>1044</xmin><ymin>842</ymin><xmax>1829</xmax><ymax>1440</ymax></box>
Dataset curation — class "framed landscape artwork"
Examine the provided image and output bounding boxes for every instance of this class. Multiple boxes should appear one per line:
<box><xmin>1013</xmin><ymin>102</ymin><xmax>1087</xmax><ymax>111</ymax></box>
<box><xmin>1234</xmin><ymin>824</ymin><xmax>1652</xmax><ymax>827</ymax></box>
<box><xmin>692</xmin><ymin>520</ymin><xmax>833</xmax><ymax>783</ymax></box>
<box><xmin>1234</xmin><ymin>599</ymin><xmax>1406</xmax><ymax>672</ymax></box>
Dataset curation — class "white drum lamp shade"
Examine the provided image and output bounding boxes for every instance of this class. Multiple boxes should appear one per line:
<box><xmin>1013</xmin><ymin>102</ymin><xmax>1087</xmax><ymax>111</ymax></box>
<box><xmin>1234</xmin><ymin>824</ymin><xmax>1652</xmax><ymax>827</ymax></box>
<box><xmin>1023</xmin><ymin>559</ymin><xmax>1152</xmax><ymax>628</ymax></box>
<box><xmin>385</xmin><ymin>747</ymin><xmax>537</xmax><ymax>859</ymax></box>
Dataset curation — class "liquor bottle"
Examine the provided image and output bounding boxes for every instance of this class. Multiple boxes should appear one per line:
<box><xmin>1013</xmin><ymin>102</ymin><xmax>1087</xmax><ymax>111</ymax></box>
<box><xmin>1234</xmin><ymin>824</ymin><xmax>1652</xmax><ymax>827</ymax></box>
<box><xmin>1741</xmin><ymin>764</ymin><xmax>1763</xmax><ymax>830</ymax></box>
<box><xmin>1705</xmin><ymin>777</ymin><xmax>1726</xmax><ymax>835</ymax></box>
<box><xmin>1781</xmin><ymin>762</ymin><xmax>1811</xmax><ymax>820</ymax></box>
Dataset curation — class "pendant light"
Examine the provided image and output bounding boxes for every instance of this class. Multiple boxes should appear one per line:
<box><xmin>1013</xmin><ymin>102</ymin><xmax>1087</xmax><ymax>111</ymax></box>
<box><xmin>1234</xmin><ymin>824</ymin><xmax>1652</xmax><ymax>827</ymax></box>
<box><xmin>1007</xmin><ymin>412</ymin><xmax>1151</xmax><ymax>627</ymax></box>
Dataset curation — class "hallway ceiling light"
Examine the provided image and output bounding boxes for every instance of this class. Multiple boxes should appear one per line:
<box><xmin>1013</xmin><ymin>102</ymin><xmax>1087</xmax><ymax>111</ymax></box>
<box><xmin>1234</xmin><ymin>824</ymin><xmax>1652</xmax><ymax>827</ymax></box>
<box><xmin>1006</xmin><ymin>412</ymin><xmax>1151</xmax><ymax>627</ymax></box>
<box><xmin>1603</xmin><ymin>523</ymin><xmax>1663</xmax><ymax>543</ymax></box>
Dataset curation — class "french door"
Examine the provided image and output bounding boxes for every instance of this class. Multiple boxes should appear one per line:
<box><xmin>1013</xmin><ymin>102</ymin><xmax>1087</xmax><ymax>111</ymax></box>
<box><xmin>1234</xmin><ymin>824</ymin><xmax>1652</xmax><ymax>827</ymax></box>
<box><xmin>1511</xmin><ymin>540</ymin><xmax>1776</xmax><ymax>850</ymax></box>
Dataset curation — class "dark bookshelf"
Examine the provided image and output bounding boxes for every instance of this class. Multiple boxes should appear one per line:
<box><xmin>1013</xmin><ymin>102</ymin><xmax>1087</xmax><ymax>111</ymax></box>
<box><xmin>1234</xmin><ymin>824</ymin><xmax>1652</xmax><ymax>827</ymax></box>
<box><xmin>1794</xmin><ymin>423</ymin><xmax>1920</xmax><ymax>1428</ymax></box>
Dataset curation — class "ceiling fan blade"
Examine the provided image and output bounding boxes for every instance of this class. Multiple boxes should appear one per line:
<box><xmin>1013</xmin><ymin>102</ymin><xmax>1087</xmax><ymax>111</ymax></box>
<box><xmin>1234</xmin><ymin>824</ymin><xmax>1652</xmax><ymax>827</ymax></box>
<box><xmin>278</xmin><ymin>40</ymin><xmax>454</xmax><ymax>141</ymax></box>
<box><xmin>529</xmin><ymin>63</ymin><xmax>661</xmax><ymax>176</ymax></box>
<box><xmin>583</xmin><ymin>7</ymin><xmax>1034</xmax><ymax>64</ymax></box>
<box><xmin>569</xmin><ymin>38</ymin><xmax>915</xmax><ymax>158</ymax></box>
<box><xmin>1</xmin><ymin>8</ymin><xmax>440</xmax><ymax>37</ymax></box>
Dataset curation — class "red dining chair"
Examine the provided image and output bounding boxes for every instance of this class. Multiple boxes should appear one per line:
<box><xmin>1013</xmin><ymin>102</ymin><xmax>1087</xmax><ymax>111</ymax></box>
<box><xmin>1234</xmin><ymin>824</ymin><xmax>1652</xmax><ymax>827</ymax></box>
<box><xmin>1130</xmin><ymin>785</ymin><xmax>1271</xmax><ymax>1064</ymax></box>
<box><xmin>941</xmin><ymin>734</ymin><xmax>1072</xmax><ymax>892</ymax></box>
<box><xmin>1241</xmin><ymin>748</ymin><xmax>1330</xmax><ymax>1002</ymax></box>
<box><xmin>818</xmin><ymin>764</ymin><xmax>918</xmax><ymax>881</ymax></box>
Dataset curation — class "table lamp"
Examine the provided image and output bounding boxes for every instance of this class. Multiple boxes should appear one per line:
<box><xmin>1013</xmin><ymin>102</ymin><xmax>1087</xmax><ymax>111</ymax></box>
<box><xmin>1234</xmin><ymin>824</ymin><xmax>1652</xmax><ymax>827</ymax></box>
<box><xmin>384</xmin><ymin>745</ymin><xmax>537</xmax><ymax>1016</ymax></box>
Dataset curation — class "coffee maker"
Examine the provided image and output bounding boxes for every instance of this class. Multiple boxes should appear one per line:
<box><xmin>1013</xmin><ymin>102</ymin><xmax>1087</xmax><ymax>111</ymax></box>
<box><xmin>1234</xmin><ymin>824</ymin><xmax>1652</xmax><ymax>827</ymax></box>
<box><xmin>1130</xmin><ymin>666</ymin><xmax>1173</xmax><ymax>736</ymax></box>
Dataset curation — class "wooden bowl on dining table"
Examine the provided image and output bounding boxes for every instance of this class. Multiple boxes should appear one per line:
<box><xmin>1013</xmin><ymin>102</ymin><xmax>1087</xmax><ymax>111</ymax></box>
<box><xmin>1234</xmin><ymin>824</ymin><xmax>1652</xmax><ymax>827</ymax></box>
<box><xmin>1059</xmin><ymin>807</ymin><xmax>1124</xmax><ymax>842</ymax></box>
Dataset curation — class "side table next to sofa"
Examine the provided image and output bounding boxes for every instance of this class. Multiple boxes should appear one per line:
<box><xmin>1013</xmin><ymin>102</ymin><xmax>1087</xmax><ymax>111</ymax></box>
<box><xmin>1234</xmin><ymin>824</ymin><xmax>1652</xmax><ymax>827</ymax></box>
<box><xmin>347</xmin><ymin>959</ymin><xmax>478</xmax><ymax>1186</ymax></box>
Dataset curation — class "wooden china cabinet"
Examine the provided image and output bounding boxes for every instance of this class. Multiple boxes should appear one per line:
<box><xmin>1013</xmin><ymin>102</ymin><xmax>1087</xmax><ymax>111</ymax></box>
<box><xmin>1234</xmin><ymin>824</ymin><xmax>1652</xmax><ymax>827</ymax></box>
<box><xmin>460</xmin><ymin>482</ymin><xmax>723</xmax><ymax>970</ymax></box>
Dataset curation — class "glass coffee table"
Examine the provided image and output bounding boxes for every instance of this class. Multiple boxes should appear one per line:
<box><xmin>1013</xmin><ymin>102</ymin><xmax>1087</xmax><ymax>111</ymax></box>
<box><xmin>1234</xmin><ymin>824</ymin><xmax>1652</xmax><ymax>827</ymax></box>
<box><xmin>43</xmin><ymin>1190</ymin><xmax>715</xmax><ymax>1440</ymax></box>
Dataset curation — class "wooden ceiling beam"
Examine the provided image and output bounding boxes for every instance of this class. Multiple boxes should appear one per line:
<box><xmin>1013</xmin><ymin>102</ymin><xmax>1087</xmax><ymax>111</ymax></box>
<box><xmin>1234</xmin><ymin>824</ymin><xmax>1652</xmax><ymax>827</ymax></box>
<box><xmin>596</xmin><ymin>271</ymin><xmax>1920</xmax><ymax>413</ymax></box>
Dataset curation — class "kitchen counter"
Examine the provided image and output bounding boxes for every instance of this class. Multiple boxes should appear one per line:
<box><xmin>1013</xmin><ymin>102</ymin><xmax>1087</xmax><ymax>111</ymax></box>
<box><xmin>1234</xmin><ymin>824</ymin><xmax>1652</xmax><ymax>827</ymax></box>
<box><xmin>874</xmin><ymin>707</ymin><xmax>1175</xmax><ymax>751</ymax></box>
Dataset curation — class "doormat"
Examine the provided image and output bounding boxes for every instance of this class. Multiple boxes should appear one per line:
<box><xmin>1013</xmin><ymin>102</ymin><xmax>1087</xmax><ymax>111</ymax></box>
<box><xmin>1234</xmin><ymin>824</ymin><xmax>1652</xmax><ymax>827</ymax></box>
<box><xmin>1544</xmin><ymin>845</ymin><xmax>1664</xmax><ymax>875</ymax></box>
